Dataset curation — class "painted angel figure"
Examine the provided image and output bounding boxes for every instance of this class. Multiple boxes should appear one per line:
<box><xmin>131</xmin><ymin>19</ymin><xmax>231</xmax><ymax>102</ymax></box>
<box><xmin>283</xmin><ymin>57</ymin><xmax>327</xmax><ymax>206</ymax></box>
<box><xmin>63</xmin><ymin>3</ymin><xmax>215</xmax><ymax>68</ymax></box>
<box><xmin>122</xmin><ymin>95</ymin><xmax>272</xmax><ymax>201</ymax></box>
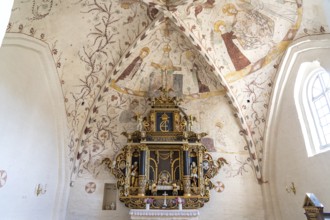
<box><xmin>185</xmin><ymin>0</ymin><xmax>215</xmax><ymax>17</ymax></box>
<box><xmin>222</xmin><ymin>2</ymin><xmax>275</xmax><ymax>50</ymax></box>
<box><xmin>214</xmin><ymin>20</ymin><xmax>251</xmax><ymax>71</ymax></box>
<box><xmin>115</xmin><ymin>47</ymin><xmax>150</xmax><ymax>83</ymax></box>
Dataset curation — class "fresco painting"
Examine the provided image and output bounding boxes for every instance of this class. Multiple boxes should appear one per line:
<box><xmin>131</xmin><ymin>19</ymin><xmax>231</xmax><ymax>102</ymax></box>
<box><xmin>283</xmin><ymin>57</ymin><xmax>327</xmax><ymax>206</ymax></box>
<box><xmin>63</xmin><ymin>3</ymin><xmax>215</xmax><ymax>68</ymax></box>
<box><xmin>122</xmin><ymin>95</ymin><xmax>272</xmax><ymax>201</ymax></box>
<box><xmin>6</xmin><ymin>0</ymin><xmax>328</xmax><ymax>182</ymax></box>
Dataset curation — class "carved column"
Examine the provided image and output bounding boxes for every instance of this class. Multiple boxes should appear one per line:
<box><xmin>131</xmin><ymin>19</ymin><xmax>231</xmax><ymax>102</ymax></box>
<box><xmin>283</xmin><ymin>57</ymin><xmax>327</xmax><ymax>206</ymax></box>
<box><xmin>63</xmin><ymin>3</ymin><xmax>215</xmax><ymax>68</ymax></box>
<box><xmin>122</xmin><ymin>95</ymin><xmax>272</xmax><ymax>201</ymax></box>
<box><xmin>138</xmin><ymin>144</ymin><xmax>148</xmax><ymax>196</ymax></box>
<box><xmin>124</xmin><ymin>145</ymin><xmax>131</xmax><ymax>196</ymax></box>
<box><xmin>182</xmin><ymin>144</ymin><xmax>191</xmax><ymax>196</ymax></box>
<box><xmin>198</xmin><ymin>145</ymin><xmax>204</xmax><ymax>195</ymax></box>
<box><xmin>138</xmin><ymin>176</ymin><xmax>147</xmax><ymax>196</ymax></box>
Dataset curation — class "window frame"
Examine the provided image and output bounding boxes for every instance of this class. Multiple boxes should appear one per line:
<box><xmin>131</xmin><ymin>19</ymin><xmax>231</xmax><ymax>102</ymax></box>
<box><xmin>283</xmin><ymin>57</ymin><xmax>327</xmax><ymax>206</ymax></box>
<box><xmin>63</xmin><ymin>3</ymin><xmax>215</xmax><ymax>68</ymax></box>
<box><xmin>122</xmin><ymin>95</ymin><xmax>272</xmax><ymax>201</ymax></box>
<box><xmin>307</xmin><ymin>69</ymin><xmax>330</xmax><ymax>150</ymax></box>
<box><xmin>295</xmin><ymin>61</ymin><xmax>330</xmax><ymax>157</ymax></box>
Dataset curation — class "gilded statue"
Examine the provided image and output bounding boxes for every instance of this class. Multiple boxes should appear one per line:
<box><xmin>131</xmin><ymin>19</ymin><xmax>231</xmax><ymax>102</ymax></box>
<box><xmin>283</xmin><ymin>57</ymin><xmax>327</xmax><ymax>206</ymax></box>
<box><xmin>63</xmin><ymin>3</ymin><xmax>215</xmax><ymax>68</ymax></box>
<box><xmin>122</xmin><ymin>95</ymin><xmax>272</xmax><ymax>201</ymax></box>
<box><xmin>190</xmin><ymin>161</ymin><xmax>198</xmax><ymax>186</ymax></box>
<box><xmin>130</xmin><ymin>161</ymin><xmax>139</xmax><ymax>187</ymax></box>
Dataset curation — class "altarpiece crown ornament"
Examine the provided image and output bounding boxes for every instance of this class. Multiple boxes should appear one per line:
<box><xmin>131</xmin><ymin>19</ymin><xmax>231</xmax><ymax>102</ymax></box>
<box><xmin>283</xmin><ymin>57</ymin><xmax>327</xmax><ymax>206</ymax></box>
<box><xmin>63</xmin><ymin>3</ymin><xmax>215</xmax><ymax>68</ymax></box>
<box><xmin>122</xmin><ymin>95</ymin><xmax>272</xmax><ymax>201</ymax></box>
<box><xmin>103</xmin><ymin>89</ymin><xmax>227</xmax><ymax>209</ymax></box>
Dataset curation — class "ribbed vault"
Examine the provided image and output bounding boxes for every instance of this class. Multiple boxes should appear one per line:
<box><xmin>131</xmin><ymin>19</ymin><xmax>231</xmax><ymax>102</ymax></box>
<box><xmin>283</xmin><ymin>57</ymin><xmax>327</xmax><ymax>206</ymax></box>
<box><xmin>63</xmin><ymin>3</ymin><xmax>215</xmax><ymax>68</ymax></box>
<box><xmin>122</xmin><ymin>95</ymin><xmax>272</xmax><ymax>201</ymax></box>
<box><xmin>6</xmin><ymin>0</ymin><xmax>303</xmax><ymax>183</ymax></box>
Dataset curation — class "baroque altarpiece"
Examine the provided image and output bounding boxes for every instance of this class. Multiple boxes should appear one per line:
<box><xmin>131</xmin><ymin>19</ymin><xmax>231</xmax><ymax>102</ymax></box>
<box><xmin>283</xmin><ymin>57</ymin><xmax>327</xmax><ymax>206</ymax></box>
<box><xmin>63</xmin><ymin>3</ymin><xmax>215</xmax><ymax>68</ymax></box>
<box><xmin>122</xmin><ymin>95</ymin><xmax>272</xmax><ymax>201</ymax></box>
<box><xmin>104</xmin><ymin>90</ymin><xmax>227</xmax><ymax>209</ymax></box>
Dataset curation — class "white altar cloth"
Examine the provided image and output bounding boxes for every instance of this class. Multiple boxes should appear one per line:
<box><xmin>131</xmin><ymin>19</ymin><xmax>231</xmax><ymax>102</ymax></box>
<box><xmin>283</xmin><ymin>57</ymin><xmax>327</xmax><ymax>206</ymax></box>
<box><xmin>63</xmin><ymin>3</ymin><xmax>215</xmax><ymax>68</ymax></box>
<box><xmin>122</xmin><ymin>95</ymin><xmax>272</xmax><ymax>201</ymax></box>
<box><xmin>129</xmin><ymin>209</ymin><xmax>199</xmax><ymax>220</ymax></box>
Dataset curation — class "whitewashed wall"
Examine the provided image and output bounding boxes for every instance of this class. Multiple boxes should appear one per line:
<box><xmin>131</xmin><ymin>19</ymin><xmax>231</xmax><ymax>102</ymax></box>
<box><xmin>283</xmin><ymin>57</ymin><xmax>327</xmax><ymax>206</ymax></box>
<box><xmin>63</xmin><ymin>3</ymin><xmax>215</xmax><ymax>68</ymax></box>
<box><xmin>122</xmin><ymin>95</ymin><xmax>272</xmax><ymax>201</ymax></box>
<box><xmin>0</xmin><ymin>34</ymin><xmax>69</xmax><ymax>220</ymax></box>
<box><xmin>264</xmin><ymin>34</ymin><xmax>330</xmax><ymax>220</ymax></box>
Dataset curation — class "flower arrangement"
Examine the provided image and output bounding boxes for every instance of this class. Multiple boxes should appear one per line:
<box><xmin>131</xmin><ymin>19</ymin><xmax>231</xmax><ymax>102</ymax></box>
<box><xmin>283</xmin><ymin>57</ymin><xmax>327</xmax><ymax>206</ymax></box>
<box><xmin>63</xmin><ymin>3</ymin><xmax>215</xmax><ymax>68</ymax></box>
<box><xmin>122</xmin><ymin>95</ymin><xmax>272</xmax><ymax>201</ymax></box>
<box><xmin>144</xmin><ymin>198</ymin><xmax>154</xmax><ymax>204</ymax></box>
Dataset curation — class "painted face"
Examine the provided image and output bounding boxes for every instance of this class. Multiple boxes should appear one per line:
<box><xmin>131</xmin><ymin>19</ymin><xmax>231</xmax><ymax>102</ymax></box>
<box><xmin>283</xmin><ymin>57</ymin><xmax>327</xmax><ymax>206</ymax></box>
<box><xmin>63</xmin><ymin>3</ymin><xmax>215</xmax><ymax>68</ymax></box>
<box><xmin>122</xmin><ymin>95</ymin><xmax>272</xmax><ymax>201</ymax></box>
<box><xmin>219</xmin><ymin>25</ymin><xmax>226</xmax><ymax>33</ymax></box>
<box><xmin>228</xmin><ymin>7</ymin><xmax>237</xmax><ymax>15</ymax></box>
<box><xmin>140</xmin><ymin>50</ymin><xmax>149</xmax><ymax>58</ymax></box>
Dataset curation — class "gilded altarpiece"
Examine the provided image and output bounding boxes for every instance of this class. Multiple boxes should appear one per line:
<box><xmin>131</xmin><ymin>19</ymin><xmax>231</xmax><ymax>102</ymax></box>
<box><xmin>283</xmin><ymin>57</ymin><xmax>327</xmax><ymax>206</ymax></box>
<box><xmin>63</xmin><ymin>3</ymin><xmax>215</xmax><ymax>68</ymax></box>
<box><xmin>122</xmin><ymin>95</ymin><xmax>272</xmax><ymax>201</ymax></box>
<box><xmin>103</xmin><ymin>90</ymin><xmax>227</xmax><ymax>209</ymax></box>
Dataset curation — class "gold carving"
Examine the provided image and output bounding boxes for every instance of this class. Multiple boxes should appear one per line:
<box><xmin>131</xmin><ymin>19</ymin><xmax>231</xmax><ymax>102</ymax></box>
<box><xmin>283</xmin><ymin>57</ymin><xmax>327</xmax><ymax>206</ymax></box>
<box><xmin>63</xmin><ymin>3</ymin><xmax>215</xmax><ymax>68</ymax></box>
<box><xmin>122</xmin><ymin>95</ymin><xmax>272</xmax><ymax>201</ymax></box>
<box><xmin>139</xmin><ymin>144</ymin><xmax>148</xmax><ymax>151</ymax></box>
<box><xmin>182</xmin><ymin>144</ymin><xmax>189</xmax><ymax>151</ymax></box>
<box><xmin>138</xmin><ymin>175</ymin><xmax>147</xmax><ymax>196</ymax></box>
<box><xmin>130</xmin><ymin>161</ymin><xmax>139</xmax><ymax>187</ymax></box>
<box><xmin>160</xmin><ymin>113</ymin><xmax>170</xmax><ymax>132</ymax></box>
<box><xmin>104</xmin><ymin>89</ymin><xmax>227</xmax><ymax>209</ymax></box>
<box><xmin>303</xmin><ymin>193</ymin><xmax>325</xmax><ymax>220</ymax></box>
<box><xmin>119</xmin><ymin>196</ymin><xmax>208</xmax><ymax>209</ymax></box>
<box><xmin>304</xmin><ymin>207</ymin><xmax>321</xmax><ymax>220</ymax></box>
<box><xmin>183</xmin><ymin>176</ymin><xmax>191</xmax><ymax>196</ymax></box>
<box><xmin>187</xmin><ymin>115</ymin><xmax>196</xmax><ymax>132</ymax></box>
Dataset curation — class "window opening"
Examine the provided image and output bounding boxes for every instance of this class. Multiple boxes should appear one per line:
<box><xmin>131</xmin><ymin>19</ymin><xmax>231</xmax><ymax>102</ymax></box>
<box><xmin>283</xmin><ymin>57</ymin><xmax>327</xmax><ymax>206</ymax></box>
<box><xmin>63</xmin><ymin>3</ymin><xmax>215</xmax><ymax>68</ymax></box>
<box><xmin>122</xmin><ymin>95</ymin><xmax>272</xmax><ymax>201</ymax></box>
<box><xmin>307</xmin><ymin>69</ymin><xmax>330</xmax><ymax>151</ymax></box>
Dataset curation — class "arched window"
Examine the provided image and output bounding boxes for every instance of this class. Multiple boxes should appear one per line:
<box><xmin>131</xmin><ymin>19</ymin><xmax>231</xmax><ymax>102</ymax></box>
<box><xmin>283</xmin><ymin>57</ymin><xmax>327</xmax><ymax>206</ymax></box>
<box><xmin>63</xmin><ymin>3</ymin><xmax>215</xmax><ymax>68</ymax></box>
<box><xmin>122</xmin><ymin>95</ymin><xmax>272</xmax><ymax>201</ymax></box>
<box><xmin>307</xmin><ymin>69</ymin><xmax>330</xmax><ymax>150</ymax></box>
<box><xmin>295</xmin><ymin>61</ymin><xmax>330</xmax><ymax>156</ymax></box>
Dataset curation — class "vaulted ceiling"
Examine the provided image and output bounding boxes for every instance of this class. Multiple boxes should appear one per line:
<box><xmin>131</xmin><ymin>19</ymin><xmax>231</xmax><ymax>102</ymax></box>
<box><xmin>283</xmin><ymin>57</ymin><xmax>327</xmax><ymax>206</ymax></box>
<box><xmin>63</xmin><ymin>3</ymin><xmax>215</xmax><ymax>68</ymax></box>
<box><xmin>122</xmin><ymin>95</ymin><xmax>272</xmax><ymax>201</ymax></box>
<box><xmin>7</xmin><ymin>0</ymin><xmax>305</xmax><ymax>182</ymax></box>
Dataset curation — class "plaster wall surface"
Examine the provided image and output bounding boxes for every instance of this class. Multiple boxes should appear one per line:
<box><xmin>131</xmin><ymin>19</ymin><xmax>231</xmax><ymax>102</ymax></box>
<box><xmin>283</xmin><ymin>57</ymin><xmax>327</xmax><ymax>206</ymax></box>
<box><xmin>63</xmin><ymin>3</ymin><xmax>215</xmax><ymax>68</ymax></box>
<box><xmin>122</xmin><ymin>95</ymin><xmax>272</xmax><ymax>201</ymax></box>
<box><xmin>0</xmin><ymin>35</ymin><xmax>68</xmax><ymax>220</ymax></box>
<box><xmin>264</xmin><ymin>34</ymin><xmax>330</xmax><ymax>220</ymax></box>
<box><xmin>66</xmin><ymin>156</ymin><xmax>265</xmax><ymax>220</ymax></box>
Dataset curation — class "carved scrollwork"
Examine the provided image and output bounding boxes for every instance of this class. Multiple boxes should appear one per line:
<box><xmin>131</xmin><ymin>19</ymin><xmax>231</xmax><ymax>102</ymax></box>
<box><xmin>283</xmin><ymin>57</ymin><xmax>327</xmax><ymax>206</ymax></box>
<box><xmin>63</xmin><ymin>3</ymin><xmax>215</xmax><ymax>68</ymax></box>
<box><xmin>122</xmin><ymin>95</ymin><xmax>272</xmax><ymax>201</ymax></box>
<box><xmin>138</xmin><ymin>144</ymin><xmax>148</xmax><ymax>151</ymax></box>
<box><xmin>103</xmin><ymin>90</ymin><xmax>228</xmax><ymax>209</ymax></box>
<box><xmin>120</xmin><ymin>196</ymin><xmax>209</xmax><ymax>209</ymax></box>
<box><xmin>181</xmin><ymin>144</ymin><xmax>189</xmax><ymax>151</ymax></box>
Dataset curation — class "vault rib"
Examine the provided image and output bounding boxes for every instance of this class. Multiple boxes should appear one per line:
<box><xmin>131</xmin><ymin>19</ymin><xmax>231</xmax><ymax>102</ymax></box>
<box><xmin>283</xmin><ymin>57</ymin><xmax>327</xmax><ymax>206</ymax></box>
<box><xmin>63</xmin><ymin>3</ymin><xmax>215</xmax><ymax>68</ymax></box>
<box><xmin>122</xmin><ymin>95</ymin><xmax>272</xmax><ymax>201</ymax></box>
<box><xmin>70</xmin><ymin>12</ymin><xmax>166</xmax><ymax>184</ymax></box>
<box><xmin>162</xmin><ymin>10</ymin><xmax>263</xmax><ymax>181</ymax></box>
